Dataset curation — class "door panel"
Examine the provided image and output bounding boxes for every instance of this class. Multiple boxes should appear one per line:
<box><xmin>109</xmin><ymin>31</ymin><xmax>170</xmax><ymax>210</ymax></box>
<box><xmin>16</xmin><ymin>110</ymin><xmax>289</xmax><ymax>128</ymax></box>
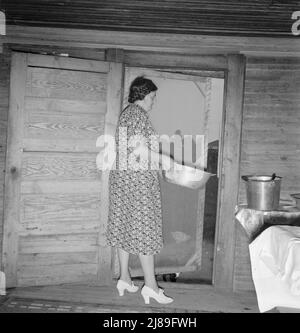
<box><xmin>22</xmin><ymin>97</ymin><xmax>107</xmax><ymax>153</ymax></box>
<box><xmin>26</xmin><ymin>67</ymin><xmax>108</xmax><ymax>100</ymax></box>
<box><xmin>2</xmin><ymin>52</ymin><xmax>123</xmax><ymax>287</ymax></box>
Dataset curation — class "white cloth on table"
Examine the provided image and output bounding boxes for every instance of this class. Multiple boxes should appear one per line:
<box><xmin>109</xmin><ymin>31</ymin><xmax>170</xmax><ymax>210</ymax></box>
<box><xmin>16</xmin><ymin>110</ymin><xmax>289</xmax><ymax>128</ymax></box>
<box><xmin>0</xmin><ymin>271</ymin><xmax>5</xmax><ymax>295</ymax></box>
<box><xmin>249</xmin><ymin>225</ymin><xmax>300</xmax><ymax>312</ymax></box>
<box><xmin>235</xmin><ymin>206</ymin><xmax>265</xmax><ymax>241</ymax></box>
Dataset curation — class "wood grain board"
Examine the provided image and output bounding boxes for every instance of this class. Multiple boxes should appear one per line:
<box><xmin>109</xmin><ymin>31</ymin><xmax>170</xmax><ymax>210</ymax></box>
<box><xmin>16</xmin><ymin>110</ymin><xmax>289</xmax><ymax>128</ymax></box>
<box><xmin>6</xmin><ymin>282</ymin><xmax>259</xmax><ymax>313</ymax></box>
<box><xmin>1</xmin><ymin>52</ymin><xmax>117</xmax><ymax>287</ymax></box>
<box><xmin>2</xmin><ymin>52</ymin><xmax>27</xmax><ymax>287</ymax></box>
<box><xmin>213</xmin><ymin>54</ymin><xmax>246</xmax><ymax>290</ymax></box>
<box><xmin>97</xmin><ymin>56</ymin><xmax>124</xmax><ymax>285</ymax></box>
<box><xmin>26</xmin><ymin>67</ymin><xmax>107</xmax><ymax>101</ymax></box>
<box><xmin>4</xmin><ymin>25</ymin><xmax>300</xmax><ymax>56</ymax></box>
<box><xmin>0</xmin><ymin>47</ymin><xmax>10</xmax><ymax>270</ymax></box>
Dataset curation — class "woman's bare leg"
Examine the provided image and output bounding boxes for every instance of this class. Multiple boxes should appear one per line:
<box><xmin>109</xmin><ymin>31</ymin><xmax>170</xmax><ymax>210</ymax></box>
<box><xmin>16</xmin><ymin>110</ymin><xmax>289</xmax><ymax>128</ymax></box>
<box><xmin>117</xmin><ymin>248</ymin><xmax>132</xmax><ymax>284</ymax></box>
<box><xmin>139</xmin><ymin>254</ymin><xmax>159</xmax><ymax>293</ymax></box>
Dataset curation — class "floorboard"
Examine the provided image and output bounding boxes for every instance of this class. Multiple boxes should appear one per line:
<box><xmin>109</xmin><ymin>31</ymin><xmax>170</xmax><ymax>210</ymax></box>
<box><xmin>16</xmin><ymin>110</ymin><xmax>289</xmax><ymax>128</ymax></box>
<box><xmin>0</xmin><ymin>281</ymin><xmax>259</xmax><ymax>313</ymax></box>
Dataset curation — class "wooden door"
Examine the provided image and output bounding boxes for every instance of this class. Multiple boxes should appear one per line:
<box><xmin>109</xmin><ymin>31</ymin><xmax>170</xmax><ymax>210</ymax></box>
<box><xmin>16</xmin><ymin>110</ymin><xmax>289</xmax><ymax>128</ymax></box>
<box><xmin>113</xmin><ymin>67</ymin><xmax>211</xmax><ymax>277</ymax></box>
<box><xmin>2</xmin><ymin>52</ymin><xmax>123</xmax><ymax>287</ymax></box>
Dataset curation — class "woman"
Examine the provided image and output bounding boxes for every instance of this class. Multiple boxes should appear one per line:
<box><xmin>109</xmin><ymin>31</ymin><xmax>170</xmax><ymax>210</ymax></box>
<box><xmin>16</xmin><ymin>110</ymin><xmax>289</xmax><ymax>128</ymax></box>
<box><xmin>106</xmin><ymin>76</ymin><xmax>174</xmax><ymax>305</ymax></box>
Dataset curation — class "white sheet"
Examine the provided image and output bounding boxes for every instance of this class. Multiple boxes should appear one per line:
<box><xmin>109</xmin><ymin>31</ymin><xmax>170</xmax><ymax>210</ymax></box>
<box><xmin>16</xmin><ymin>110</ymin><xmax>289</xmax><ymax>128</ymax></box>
<box><xmin>249</xmin><ymin>225</ymin><xmax>300</xmax><ymax>312</ymax></box>
<box><xmin>0</xmin><ymin>271</ymin><xmax>5</xmax><ymax>295</ymax></box>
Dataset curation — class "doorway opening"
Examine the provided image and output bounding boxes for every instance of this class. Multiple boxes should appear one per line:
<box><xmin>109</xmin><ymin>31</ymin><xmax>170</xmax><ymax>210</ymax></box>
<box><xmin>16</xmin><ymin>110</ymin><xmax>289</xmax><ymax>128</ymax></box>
<box><xmin>113</xmin><ymin>66</ymin><xmax>224</xmax><ymax>285</ymax></box>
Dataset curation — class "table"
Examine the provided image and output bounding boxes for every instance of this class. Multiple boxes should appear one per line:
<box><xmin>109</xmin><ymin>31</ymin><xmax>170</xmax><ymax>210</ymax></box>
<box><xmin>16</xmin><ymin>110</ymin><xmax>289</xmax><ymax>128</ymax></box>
<box><xmin>235</xmin><ymin>204</ymin><xmax>300</xmax><ymax>243</ymax></box>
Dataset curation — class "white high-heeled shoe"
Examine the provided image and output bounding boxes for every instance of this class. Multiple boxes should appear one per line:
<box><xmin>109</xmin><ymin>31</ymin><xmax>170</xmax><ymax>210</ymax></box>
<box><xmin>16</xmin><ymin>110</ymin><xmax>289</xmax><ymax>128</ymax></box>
<box><xmin>141</xmin><ymin>285</ymin><xmax>173</xmax><ymax>304</ymax></box>
<box><xmin>116</xmin><ymin>279</ymin><xmax>139</xmax><ymax>296</ymax></box>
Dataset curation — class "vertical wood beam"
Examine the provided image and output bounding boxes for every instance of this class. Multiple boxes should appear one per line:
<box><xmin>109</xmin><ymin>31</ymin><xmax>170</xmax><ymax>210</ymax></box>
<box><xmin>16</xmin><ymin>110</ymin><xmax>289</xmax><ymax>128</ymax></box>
<box><xmin>2</xmin><ymin>52</ymin><xmax>27</xmax><ymax>287</ymax></box>
<box><xmin>106</xmin><ymin>48</ymin><xmax>125</xmax><ymax>63</ymax></box>
<box><xmin>97</xmin><ymin>50</ymin><xmax>124</xmax><ymax>285</ymax></box>
<box><xmin>213</xmin><ymin>54</ymin><xmax>246</xmax><ymax>291</ymax></box>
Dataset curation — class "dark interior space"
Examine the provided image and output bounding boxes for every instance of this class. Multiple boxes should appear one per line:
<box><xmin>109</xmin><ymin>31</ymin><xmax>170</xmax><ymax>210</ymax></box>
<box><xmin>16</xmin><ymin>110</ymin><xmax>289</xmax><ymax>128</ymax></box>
<box><xmin>133</xmin><ymin>140</ymin><xmax>219</xmax><ymax>284</ymax></box>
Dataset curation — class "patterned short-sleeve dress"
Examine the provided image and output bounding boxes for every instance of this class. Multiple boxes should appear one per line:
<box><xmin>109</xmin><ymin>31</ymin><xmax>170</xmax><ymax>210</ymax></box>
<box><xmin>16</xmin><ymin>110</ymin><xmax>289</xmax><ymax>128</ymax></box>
<box><xmin>106</xmin><ymin>103</ymin><xmax>163</xmax><ymax>255</ymax></box>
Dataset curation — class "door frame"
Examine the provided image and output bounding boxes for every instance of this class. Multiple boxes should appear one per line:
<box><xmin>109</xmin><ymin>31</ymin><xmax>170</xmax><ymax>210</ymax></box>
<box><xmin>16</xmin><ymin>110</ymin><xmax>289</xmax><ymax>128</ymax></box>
<box><xmin>106</xmin><ymin>50</ymin><xmax>246</xmax><ymax>291</ymax></box>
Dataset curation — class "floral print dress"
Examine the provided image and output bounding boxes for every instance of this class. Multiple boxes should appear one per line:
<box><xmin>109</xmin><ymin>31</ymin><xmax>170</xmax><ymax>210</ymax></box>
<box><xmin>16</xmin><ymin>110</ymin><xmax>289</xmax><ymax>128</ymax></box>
<box><xmin>106</xmin><ymin>103</ymin><xmax>163</xmax><ymax>255</ymax></box>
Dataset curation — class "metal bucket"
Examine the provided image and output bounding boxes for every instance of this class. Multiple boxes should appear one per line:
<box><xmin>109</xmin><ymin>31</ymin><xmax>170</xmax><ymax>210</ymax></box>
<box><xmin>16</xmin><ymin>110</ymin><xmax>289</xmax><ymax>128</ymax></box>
<box><xmin>291</xmin><ymin>193</ymin><xmax>300</xmax><ymax>209</ymax></box>
<box><xmin>241</xmin><ymin>175</ymin><xmax>282</xmax><ymax>211</ymax></box>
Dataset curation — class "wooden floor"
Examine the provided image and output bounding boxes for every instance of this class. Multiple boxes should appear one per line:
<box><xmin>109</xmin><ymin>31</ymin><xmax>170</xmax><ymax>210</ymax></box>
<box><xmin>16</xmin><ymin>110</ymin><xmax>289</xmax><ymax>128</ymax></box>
<box><xmin>0</xmin><ymin>281</ymin><xmax>259</xmax><ymax>313</ymax></box>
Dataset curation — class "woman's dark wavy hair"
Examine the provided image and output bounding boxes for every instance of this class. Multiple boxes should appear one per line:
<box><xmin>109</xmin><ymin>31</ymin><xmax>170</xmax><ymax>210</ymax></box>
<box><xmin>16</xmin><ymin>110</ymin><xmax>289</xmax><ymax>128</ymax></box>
<box><xmin>128</xmin><ymin>76</ymin><xmax>157</xmax><ymax>103</ymax></box>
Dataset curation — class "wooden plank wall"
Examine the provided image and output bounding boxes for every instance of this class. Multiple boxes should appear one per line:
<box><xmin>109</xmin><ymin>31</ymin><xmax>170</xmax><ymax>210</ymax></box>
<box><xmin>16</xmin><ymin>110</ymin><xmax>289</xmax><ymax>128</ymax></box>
<box><xmin>234</xmin><ymin>56</ymin><xmax>300</xmax><ymax>291</ymax></box>
<box><xmin>1</xmin><ymin>45</ymin><xmax>299</xmax><ymax>290</ymax></box>
<box><xmin>0</xmin><ymin>47</ymin><xmax>10</xmax><ymax>269</ymax></box>
<box><xmin>3</xmin><ymin>1</ymin><xmax>299</xmax><ymax>37</ymax></box>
